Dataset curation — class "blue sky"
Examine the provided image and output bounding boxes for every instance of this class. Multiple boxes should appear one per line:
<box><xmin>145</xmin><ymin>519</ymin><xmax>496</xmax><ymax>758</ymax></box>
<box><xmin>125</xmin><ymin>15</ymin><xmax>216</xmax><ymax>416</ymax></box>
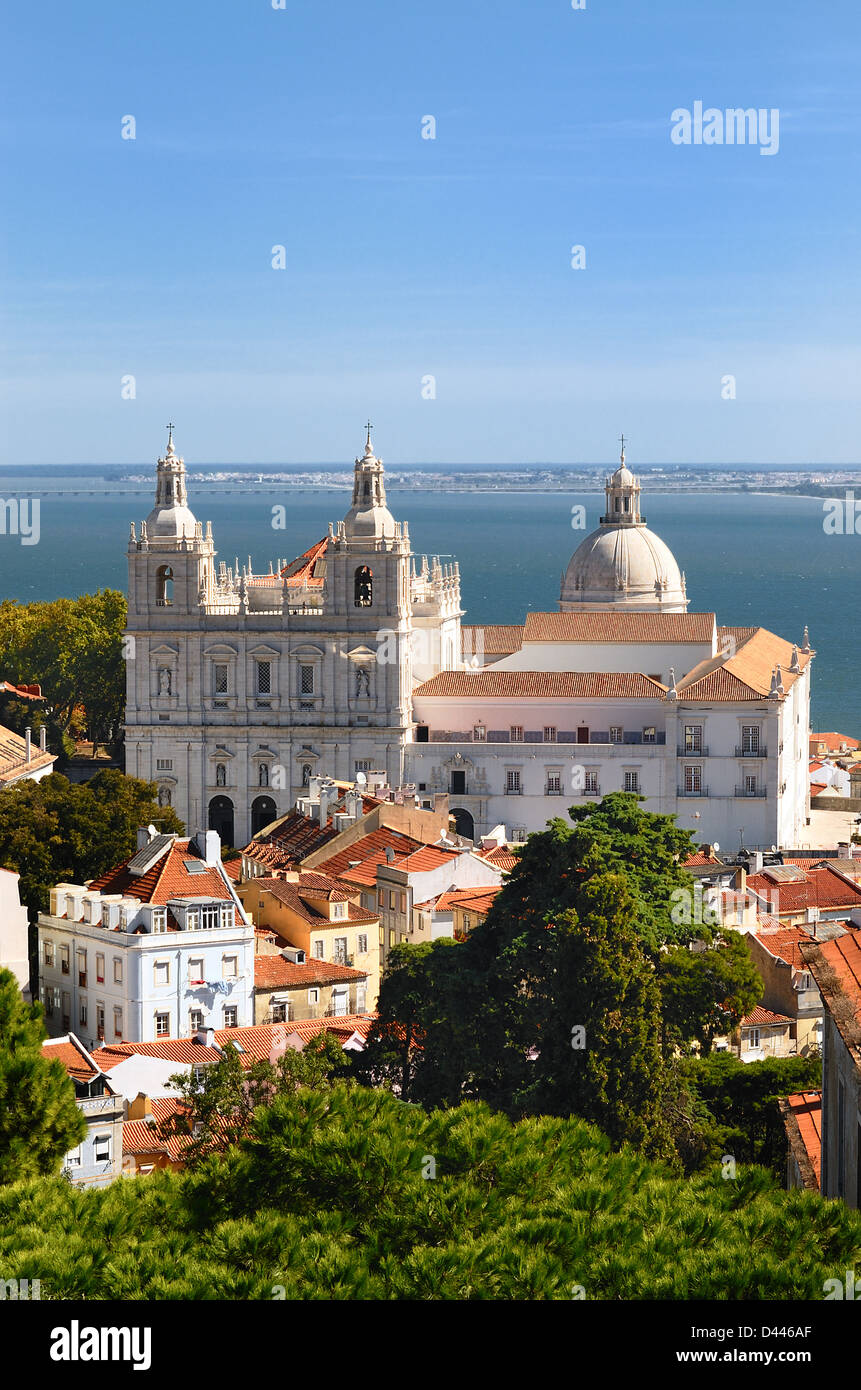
<box><xmin>2</xmin><ymin>0</ymin><xmax>859</xmax><ymax>465</ymax></box>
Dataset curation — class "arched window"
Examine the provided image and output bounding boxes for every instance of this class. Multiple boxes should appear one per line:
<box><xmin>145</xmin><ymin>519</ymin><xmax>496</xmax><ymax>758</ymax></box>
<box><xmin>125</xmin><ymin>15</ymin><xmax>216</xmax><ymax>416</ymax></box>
<box><xmin>354</xmin><ymin>566</ymin><xmax>373</xmax><ymax>607</ymax></box>
<box><xmin>614</xmin><ymin>498</ymin><xmax>620</xmax><ymax>513</ymax></box>
<box><xmin>215</xmin><ymin>763</ymin><xmax>226</xmax><ymax>787</ymax></box>
<box><xmin>156</xmin><ymin>565</ymin><xmax>174</xmax><ymax>606</ymax></box>
<box><xmin>208</xmin><ymin>796</ymin><xmax>234</xmax><ymax>848</ymax></box>
<box><xmin>251</xmin><ymin>795</ymin><xmax>277</xmax><ymax>836</ymax></box>
<box><xmin>258</xmin><ymin>763</ymin><xmax>269</xmax><ymax>787</ymax></box>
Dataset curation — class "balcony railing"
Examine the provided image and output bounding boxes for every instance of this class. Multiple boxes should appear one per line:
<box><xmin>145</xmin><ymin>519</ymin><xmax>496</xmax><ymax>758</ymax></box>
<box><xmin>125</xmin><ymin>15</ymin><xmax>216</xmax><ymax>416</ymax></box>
<box><xmin>580</xmin><ymin>785</ymin><xmax>601</xmax><ymax>796</ymax></box>
<box><xmin>735</xmin><ymin>746</ymin><xmax>766</xmax><ymax>758</ymax></box>
<box><xmin>735</xmin><ymin>786</ymin><xmax>767</xmax><ymax>798</ymax></box>
<box><xmin>505</xmin><ymin>787</ymin><xmax>523</xmax><ymax>795</ymax></box>
<box><xmin>545</xmin><ymin>787</ymin><xmax>564</xmax><ymax>796</ymax></box>
<box><xmin>678</xmin><ymin>746</ymin><xmax>708</xmax><ymax>757</ymax></box>
<box><xmin>677</xmin><ymin>786</ymin><xmax>708</xmax><ymax>797</ymax></box>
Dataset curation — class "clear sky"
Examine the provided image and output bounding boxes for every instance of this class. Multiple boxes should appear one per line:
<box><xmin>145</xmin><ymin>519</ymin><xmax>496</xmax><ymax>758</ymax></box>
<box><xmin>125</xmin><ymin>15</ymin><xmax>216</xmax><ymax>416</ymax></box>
<box><xmin>2</xmin><ymin>0</ymin><xmax>859</xmax><ymax>466</ymax></box>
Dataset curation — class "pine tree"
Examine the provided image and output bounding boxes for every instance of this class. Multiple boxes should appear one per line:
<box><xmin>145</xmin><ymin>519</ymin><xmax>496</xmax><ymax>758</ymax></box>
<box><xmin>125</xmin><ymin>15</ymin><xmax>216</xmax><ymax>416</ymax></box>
<box><xmin>0</xmin><ymin>969</ymin><xmax>86</xmax><ymax>1184</ymax></box>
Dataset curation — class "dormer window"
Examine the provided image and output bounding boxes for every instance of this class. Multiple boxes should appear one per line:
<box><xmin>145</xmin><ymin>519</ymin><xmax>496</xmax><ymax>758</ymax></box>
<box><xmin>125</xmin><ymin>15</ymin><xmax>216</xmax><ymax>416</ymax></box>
<box><xmin>101</xmin><ymin>904</ymin><xmax>111</xmax><ymax>928</ymax></box>
<box><xmin>332</xmin><ymin>901</ymin><xmax>346</xmax><ymax>919</ymax></box>
<box><xmin>151</xmin><ymin>908</ymin><xmax>167</xmax><ymax>933</ymax></box>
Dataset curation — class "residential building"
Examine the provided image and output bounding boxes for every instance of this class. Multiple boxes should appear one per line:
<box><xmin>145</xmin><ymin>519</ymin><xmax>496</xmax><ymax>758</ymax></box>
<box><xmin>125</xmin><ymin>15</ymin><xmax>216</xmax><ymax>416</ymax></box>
<box><xmin>254</xmin><ymin>948</ymin><xmax>369</xmax><ymax>1024</ymax></box>
<box><xmin>745</xmin><ymin>925</ymin><xmax>824</xmax><ymax>1055</ymax></box>
<box><xmin>800</xmin><ymin>930</ymin><xmax>861</xmax><ymax>1207</ymax></box>
<box><xmin>38</xmin><ymin>827</ymin><xmax>254</xmax><ymax>1051</ymax></box>
<box><xmin>41</xmin><ymin>1034</ymin><xmax>124</xmax><ymax>1188</ymax></box>
<box><xmin>0</xmin><ymin>722</ymin><xmax>55</xmax><ymax>787</ymax></box>
<box><xmin>731</xmin><ymin>1005</ymin><xmax>793</xmax><ymax>1062</ymax></box>
<box><xmin>236</xmin><ymin>872</ymin><xmax>381</xmax><ymax>1006</ymax></box>
<box><xmin>745</xmin><ymin>862</ymin><xmax>861</xmax><ymax>931</ymax></box>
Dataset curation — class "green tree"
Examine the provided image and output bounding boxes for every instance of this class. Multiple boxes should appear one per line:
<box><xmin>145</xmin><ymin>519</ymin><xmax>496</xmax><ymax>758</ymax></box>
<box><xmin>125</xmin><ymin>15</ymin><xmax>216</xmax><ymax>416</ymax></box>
<box><xmin>159</xmin><ymin>1032</ymin><xmax>348</xmax><ymax>1165</ymax></box>
<box><xmin>0</xmin><ymin>590</ymin><xmax>127</xmax><ymax>750</ymax></box>
<box><xmin>0</xmin><ymin>770</ymin><xmax>184</xmax><ymax>915</ymax></box>
<box><xmin>680</xmin><ymin>1052</ymin><xmax>822</xmax><ymax>1174</ymax></box>
<box><xmin>0</xmin><ymin>969</ymin><xmax>86</xmax><ymax>1185</ymax></box>
<box><xmin>659</xmin><ymin>928</ymin><xmax>764</xmax><ymax>1056</ymax></box>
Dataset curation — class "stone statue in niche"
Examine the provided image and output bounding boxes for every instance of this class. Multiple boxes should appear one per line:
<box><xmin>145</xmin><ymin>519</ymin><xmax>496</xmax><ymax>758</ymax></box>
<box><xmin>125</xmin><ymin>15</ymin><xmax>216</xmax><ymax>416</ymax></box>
<box><xmin>158</xmin><ymin>786</ymin><xmax>172</xmax><ymax>807</ymax></box>
<box><xmin>355</xmin><ymin>665</ymin><xmax>371</xmax><ymax>697</ymax></box>
<box><xmin>159</xmin><ymin>668</ymin><xmax>172</xmax><ymax>696</ymax></box>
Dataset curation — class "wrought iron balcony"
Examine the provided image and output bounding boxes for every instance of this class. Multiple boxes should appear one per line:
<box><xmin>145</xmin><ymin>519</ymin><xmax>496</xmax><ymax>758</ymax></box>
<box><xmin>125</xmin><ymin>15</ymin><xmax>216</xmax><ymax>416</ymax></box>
<box><xmin>735</xmin><ymin>786</ymin><xmax>767</xmax><ymax>798</ymax></box>
<box><xmin>735</xmin><ymin>746</ymin><xmax>766</xmax><ymax>758</ymax></box>
<box><xmin>677</xmin><ymin>786</ymin><xmax>708</xmax><ymax>797</ymax></box>
<box><xmin>678</xmin><ymin>746</ymin><xmax>708</xmax><ymax>757</ymax></box>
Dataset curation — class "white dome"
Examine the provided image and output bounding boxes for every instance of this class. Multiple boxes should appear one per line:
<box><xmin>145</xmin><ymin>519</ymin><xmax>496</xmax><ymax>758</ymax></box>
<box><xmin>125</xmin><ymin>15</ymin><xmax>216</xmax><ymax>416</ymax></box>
<box><xmin>145</xmin><ymin>501</ymin><xmax>198</xmax><ymax>540</ymax></box>
<box><xmin>560</xmin><ymin>524</ymin><xmax>687</xmax><ymax>611</ymax></box>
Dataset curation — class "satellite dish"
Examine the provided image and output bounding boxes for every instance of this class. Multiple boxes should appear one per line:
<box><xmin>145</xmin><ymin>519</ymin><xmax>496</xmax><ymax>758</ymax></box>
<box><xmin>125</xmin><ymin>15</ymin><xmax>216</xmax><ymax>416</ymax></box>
<box><xmin>356</xmin><ymin>772</ymin><xmax>367</xmax><ymax>786</ymax></box>
<box><xmin>712</xmin><ymin>842</ymin><xmax>720</xmax><ymax>853</ymax></box>
<box><xmin>147</xmin><ymin>823</ymin><xmax>157</xmax><ymax>837</ymax></box>
<box><xmin>771</xmin><ymin>845</ymin><xmax>777</xmax><ymax>853</ymax></box>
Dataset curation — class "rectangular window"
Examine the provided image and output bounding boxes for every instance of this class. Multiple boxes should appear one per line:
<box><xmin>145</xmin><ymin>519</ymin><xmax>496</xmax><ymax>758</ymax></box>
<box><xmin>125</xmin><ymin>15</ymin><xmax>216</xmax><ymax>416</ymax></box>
<box><xmin>214</xmin><ymin>664</ymin><xmax>228</xmax><ymax>695</ymax></box>
<box><xmin>331</xmin><ymin>901</ymin><xmax>346</xmax><ymax>919</ymax></box>
<box><xmin>684</xmin><ymin>724</ymin><xmax>703</xmax><ymax>753</ymax></box>
<box><xmin>67</xmin><ymin>1146</ymin><xmax>82</xmax><ymax>1168</ymax></box>
<box><xmin>300</xmin><ymin>664</ymin><xmax>314</xmax><ymax>695</ymax></box>
<box><xmin>44</xmin><ymin>988</ymin><xmax>54</xmax><ymax>1016</ymax></box>
<box><xmin>113</xmin><ymin>958</ymin><xmax>123</xmax><ymax>984</ymax></box>
<box><xmin>377</xmin><ymin>888</ymin><xmax>385</xmax><ymax>907</ymax></box>
<box><xmin>506</xmin><ymin>769</ymin><xmax>521</xmax><ymax>793</ymax></box>
<box><xmin>543</xmin><ymin>726</ymin><xmax>557</xmax><ymax>743</ymax></box>
<box><xmin>151</xmin><ymin>908</ymin><xmax>167</xmax><ymax>933</ymax></box>
<box><xmin>389</xmin><ymin>929</ymin><xmax>395</xmax><ymax>949</ymax></box>
<box><xmin>642</xmin><ymin>727</ymin><xmax>656</xmax><ymax>743</ymax></box>
<box><xmin>624</xmin><ymin>771</ymin><xmax>640</xmax><ymax>793</ymax></box>
<box><xmin>220</xmin><ymin>905</ymin><xmax>233</xmax><ymax>928</ymax></box>
<box><xmin>155</xmin><ymin>1011</ymin><xmax>170</xmax><ymax>1037</ymax></box>
<box><xmin>744</xmin><ymin>774</ymin><xmax>758</xmax><ymax>794</ymax></box>
<box><xmin>357</xmin><ymin>933</ymin><xmax>368</xmax><ymax>955</ymax></box>
<box><xmin>308</xmin><ymin>989</ymin><xmax>319</xmax><ymax>1006</ymax></box>
<box><xmin>313</xmin><ymin>940</ymin><xmax>324</xmax><ymax>959</ymax></box>
<box><xmin>271</xmin><ymin>1001</ymin><xmax>287</xmax><ymax>1023</ymax></box>
<box><xmin>200</xmin><ymin>905</ymin><xmax>221</xmax><ymax>930</ymax></box>
<box><xmin>356</xmin><ymin>984</ymin><xmax>367</xmax><ymax>1014</ymax></box>
<box><xmin>389</xmin><ymin>891</ymin><xmax>396</xmax><ymax>910</ymax></box>
<box><xmin>95</xmin><ymin>952</ymin><xmax>105</xmax><ymax>983</ymax></box>
<box><xmin>79</xmin><ymin>1000</ymin><xmax>87</xmax><ymax>1027</ymax></box>
<box><xmin>546</xmin><ymin>772</ymin><xmax>561</xmax><ymax>794</ymax></box>
<box><xmin>684</xmin><ymin>765</ymin><xmax>702</xmax><ymax>793</ymax></box>
<box><xmin>156</xmin><ymin>758</ymin><xmax>173</xmax><ymax>771</ymax></box>
<box><xmin>747</xmin><ymin>1027</ymin><xmax>761</xmax><ymax>1050</ymax></box>
<box><xmin>61</xmin><ymin>991</ymin><xmax>71</xmax><ymax>1029</ymax></box>
<box><xmin>473</xmin><ymin>724</ymin><xmax>486</xmax><ymax>742</ymax></box>
<box><xmin>186</xmin><ymin>908</ymin><xmax>200</xmax><ymax>931</ymax></box>
<box><xmin>96</xmin><ymin>1004</ymin><xmax>105</xmax><ymax>1039</ymax></box>
<box><xmin>222</xmin><ymin>955</ymin><xmax>238</xmax><ymax>979</ymax></box>
<box><xmin>223</xmin><ymin>1005</ymin><xmax>238</xmax><ymax>1028</ymax></box>
<box><xmin>190</xmin><ymin>1009</ymin><xmax>204</xmax><ymax>1032</ymax></box>
<box><xmin>333</xmin><ymin>937</ymin><xmax>348</xmax><ymax>964</ymax></box>
<box><xmin>399</xmin><ymin>892</ymin><xmax>407</xmax><ymax>912</ymax></box>
<box><xmin>255</xmin><ymin>660</ymin><xmax>272</xmax><ymax>695</ymax></box>
<box><xmin>609</xmin><ymin>726</ymin><xmax>623</xmax><ymax>744</ymax></box>
<box><xmin>114</xmin><ymin>1006</ymin><xmax>123</xmax><ymax>1039</ymax></box>
<box><xmin>510</xmin><ymin>725</ymin><xmax>523</xmax><ymax>742</ymax></box>
<box><xmin>60</xmin><ymin>945</ymin><xmax>70</xmax><ymax>974</ymax></box>
<box><xmin>101</xmin><ymin>904</ymin><xmax>112</xmax><ymax>928</ymax></box>
<box><xmin>188</xmin><ymin>957</ymin><xmax>204</xmax><ymax>981</ymax></box>
<box><xmin>44</xmin><ymin>940</ymin><xmax>54</xmax><ymax>968</ymax></box>
<box><xmin>741</xmin><ymin>724</ymin><xmax>760</xmax><ymax>754</ymax></box>
<box><xmin>94</xmin><ymin>1135</ymin><xmax>111</xmax><ymax>1164</ymax></box>
<box><xmin>154</xmin><ymin>960</ymin><xmax>170</xmax><ymax>987</ymax></box>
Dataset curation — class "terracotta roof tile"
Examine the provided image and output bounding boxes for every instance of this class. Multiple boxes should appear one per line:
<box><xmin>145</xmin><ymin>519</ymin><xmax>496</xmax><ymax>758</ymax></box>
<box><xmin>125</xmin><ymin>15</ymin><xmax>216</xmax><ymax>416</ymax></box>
<box><xmin>253</xmin><ymin>875</ymin><xmax>378</xmax><ymax>925</ymax></box>
<box><xmin>809</xmin><ymin>732</ymin><xmax>859</xmax><ymax>753</ymax></box>
<box><xmin>0</xmin><ymin>722</ymin><xmax>57</xmax><ymax>783</ymax></box>
<box><xmin>413</xmin><ymin>671</ymin><xmax>667</xmax><ymax>699</ymax></box>
<box><xmin>461</xmin><ymin>625</ymin><xmax>523</xmax><ymax>653</ymax></box>
<box><xmin>41</xmin><ymin>1035</ymin><xmax>104</xmax><ymax>1085</ymax></box>
<box><xmin>522</xmin><ymin>611</ymin><xmax>716</xmax><ymax>643</ymax></box>
<box><xmin>254</xmin><ymin>954</ymin><xmax>367</xmax><ymax>989</ymax></box>
<box><xmin>748</xmin><ymin>864</ymin><xmax>861</xmax><ymax>914</ymax></box>
<box><xmin>89</xmin><ymin>838</ymin><xmax>235</xmax><ymax>907</ymax></box>
<box><xmin>780</xmin><ymin>1090</ymin><xmax>822</xmax><ymax>1189</ymax></box>
<box><xmin>742</xmin><ymin>1005</ymin><xmax>793</xmax><ymax>1026</ymax></box>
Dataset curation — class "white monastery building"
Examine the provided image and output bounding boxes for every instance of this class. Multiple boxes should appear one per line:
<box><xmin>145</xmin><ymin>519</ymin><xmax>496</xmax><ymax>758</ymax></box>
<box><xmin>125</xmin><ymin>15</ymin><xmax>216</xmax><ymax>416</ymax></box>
<box><xmin>124</xmin><ymin>430</ymin><xmax>812</xmax><ymax>853</ymax></box>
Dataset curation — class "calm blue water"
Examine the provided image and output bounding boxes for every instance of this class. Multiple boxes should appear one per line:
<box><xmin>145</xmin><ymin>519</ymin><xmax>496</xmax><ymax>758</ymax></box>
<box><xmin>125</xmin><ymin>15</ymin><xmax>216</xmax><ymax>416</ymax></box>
<box><xmin>0</xmin><ymin>480</ymin><xmax>857</xmax><ymax>735</ymax></box>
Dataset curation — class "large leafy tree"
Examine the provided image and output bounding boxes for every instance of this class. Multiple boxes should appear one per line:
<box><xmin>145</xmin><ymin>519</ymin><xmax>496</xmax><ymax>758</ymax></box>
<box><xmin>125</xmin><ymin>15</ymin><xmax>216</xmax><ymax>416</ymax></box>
<box><xmin>0</xmin><ymin>770</ymin><xmax>184</xmax><ymax>915</ymax></box>
<box><xmin>659</xmin><ymin>929</ymin><xmax>763</xmax><ymax>1056</ymax></box>
<box><xmin>0</xmin><ymin>590</ymin><xmax>127</xmax><ymax>749</ymax></box>
<box><xmin>0</xmin><ymin>969</ymin><xmax>86</xmax><ymax>1185</ymax></box>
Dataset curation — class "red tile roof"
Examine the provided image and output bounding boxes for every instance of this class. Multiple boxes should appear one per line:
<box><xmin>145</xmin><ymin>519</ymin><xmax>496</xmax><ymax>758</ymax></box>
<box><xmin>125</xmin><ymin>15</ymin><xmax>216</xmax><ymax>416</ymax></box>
<box><xmin>0</xmin><ymin>681</ymin><xmax>43</xmax><ymax>699</ymax></box>
<box><xmin>781</xmin><ymin>1090</ymin><xmax>822</xmax><ymax>1189</ymax></box>
<box><xmin>0</xmin><ymin>722</ymin><xmax>56</xmax><ymax>783</ymax></box>
<box><xmin>41</xmin><ymin>1035</ymin><xmax>104</xmax><ymax>1085</ymax></box>
<box><xmin>810</xmin><ymin>732</ymin><xmax>859</xmax><ymax>753</ymax></box>
<box><xmin>809</xmin><ymin>783</ymin><xmax>828</xmax><ymax>798</ymax></box>
<box><xmin>123</xmin><ymin>1098</ymin><xmax>190</xmax><ymax>1164</ymax></box>
<box><xmin>253</xmin><ymin>876</ymin><xmax>378</xmax><ymax>925</ymax></box>
<box><xmin>522</xmin><ymin>611</ymin><xmax>716</xmax><ymax>643</ymax></box>
<box><xmin>313</xmin><ymin>827</ymin><xmax>422</xmax><ymax>881</ymax></box>
<box><xmin>677</xmin><ymin>628</ymin><xmax>810</xmax><ymax>702</ymax></box>
<box><xmin>751</xmin><ymin>925</ymin><xmax>816</xmax><ymax>970</ymax></box>
<box><xmin>461</xmin><ymin>625</ymin><xmax>523</xmax><ymax>654</ymax></box>
<box><xmin>91</xmin><ymin>1016</ymin><xmax>376</xmax><ymax>1068</ymax></box>
<box><xmin>89</xmin><ymin>838</ymin><xmax>235</xmax><ymax>907</ymax></box>
<box><xmin>413</xmin><ymin>671</ymin><xmax>667</xmax><ymax>699</ymax></box>
<box><xmin>434</xmin><ymin>886</ymin><xmax>502</xmax><ymax>915</ymax></box>
<box><xmin>742</xmin><ymin>1006</ymin><xmax>793</xmax><ymax>1026</ymax></box>
<box><xmin>476</xmin><ymin>845</ymin><xmax>519</xmax><ymax>872</ymax></box>
<box><xmin>254</xmin><ymin>954</ymin><xmax>367</xmax><ymax>989</ymax></box>
<box><xmin>747</xmin><ymin>864</ymin><xmax>861</xmax><ymax>914</ymax></box>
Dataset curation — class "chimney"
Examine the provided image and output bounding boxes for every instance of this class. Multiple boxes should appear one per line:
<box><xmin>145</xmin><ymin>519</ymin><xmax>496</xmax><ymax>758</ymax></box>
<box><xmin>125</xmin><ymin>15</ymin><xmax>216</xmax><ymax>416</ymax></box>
<box><xmin>194</xmin><ymin>829</ymin><xmax>221</xmax><ymax>866</ymax></box>
<box><xmin>127</xmin><ymin>1092</ymin><xmax>153</xmax><ymax>1121</ymax></box>
<box><xmin>195</xmin><ymin>1027</ymin><xmax>216</xmax><ymax>1049</ymax></box>
<box><xmin>136</xmin><ymin>826</ymin><xmax>153</xmax><ymax>851</ymax></box>
<box><xmin>25</xmin><ymin>727</ymin><xmax>31</xmax><ymax>763</ymax></box>
<box><xmin>39</xmin><ymin>726</ymin><xmax>46</xmax><ymax>753</ymax></box>
<box><xmin>735</xmin><ymin>865</ymin><xmax>747</xmax><ymax>896</ymax></box>
<box><xmin>318</xmin><ymin>781</ymin><xmax>336</xmax><ymax>827</ymax></box>
<box><xmin>308</xmin><ymin>775</ymin><xmax>323</xmax><ymax>804</ymax></box>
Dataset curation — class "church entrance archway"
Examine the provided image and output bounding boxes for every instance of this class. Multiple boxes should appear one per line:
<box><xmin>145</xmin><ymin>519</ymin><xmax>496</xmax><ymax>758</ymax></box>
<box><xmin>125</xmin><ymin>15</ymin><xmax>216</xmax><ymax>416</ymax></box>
<box><xmin>251</xmin><ymin>795</ymin><xmax>277</xmax><ymax>836</ymax></box>
<box><xmin>450</xmin><ymin>807</ymin><xmax>474</xmax><ymax>841</ymax></box>
<box><xmin>208</xmin><ymin>796</ymin><xmax>234</xmax><ymax>848</ymax></box>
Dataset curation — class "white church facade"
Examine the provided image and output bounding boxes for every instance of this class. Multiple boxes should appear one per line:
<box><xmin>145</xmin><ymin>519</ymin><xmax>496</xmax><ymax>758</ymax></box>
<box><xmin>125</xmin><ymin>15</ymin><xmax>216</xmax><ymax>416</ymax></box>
<box><xmin>124</xmin><ymin>431</ymin><xmax>812</xmax><ymax>853</ymax></box>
